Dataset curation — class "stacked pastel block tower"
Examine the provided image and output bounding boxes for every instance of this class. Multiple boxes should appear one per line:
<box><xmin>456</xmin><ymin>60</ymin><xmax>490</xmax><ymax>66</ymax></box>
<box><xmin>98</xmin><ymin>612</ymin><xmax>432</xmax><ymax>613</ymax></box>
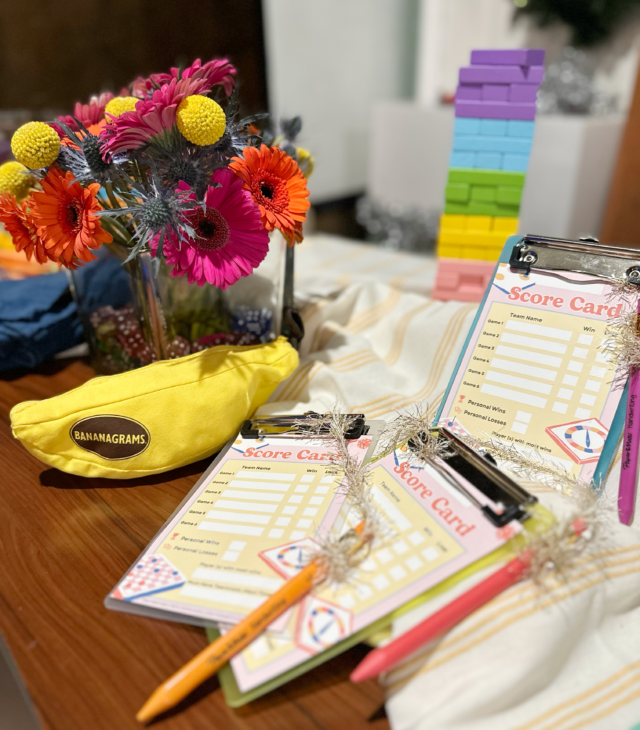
<box><xmin>433</xmin><ymin>49</ymin><xmax>545</xmax><ymax>302</ymax></box>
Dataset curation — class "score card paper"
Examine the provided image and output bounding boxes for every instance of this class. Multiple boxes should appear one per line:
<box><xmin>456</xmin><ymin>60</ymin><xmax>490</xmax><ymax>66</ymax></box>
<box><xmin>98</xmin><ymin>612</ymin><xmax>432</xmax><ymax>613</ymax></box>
<box><xmin>439</xmin><ymin>263</ymin><xmax>625</xmax><ymax>481</ymax></box>
<box><xmin>107</xmin><ymin>431</ymin><xmax>379</xmax><ymax>625</ymax></box>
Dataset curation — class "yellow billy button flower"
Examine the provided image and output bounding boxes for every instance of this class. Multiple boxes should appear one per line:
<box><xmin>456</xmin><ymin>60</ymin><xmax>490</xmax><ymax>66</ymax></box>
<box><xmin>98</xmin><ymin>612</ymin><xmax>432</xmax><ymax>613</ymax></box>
<box><xmin>0</xmin><ymin>161</ymin><xmax>34</xmax><ymax>200</ymax></box>
<box><xmin>176</xmin><ymin>95</ymin><xmax>226</xmax><ymax>146</ymax></box>
<box><xmin>296</xmin><ymin>147</ymin><xmax>314</xmax><ymax>178</ymax></box>
<box><xmin>104</xmin><ymin>96</ymin><xmax>138</xmax><ymax>118</ymax></box>
<box><xmin>11</xmin><ymin>122</ymin><xmax>60</xmax><ymax>169</ymax></box>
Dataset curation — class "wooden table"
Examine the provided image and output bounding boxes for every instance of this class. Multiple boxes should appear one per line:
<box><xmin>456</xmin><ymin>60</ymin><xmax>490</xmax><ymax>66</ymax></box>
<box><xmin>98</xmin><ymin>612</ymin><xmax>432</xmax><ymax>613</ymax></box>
<box><xmin>0</xmin><ymin>360</ymin><xmax>389</xmax><ymax>730</ymax></box>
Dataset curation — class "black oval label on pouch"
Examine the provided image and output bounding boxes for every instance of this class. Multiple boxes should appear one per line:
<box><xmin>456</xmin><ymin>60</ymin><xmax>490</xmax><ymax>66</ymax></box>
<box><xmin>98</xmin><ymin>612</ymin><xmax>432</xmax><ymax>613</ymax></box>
<box><xmin>70</xmin><ymin>415</ymin><xmax>150</xmax><ymax>460</ymax></box>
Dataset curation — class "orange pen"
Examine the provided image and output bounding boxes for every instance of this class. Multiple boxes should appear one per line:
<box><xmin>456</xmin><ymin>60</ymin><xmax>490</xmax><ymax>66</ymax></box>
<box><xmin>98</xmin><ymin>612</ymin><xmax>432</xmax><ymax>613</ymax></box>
<box><xmin>137</xmin><ymin>520</ymin><xmax>367</xmax><ymax>723</ymax></box>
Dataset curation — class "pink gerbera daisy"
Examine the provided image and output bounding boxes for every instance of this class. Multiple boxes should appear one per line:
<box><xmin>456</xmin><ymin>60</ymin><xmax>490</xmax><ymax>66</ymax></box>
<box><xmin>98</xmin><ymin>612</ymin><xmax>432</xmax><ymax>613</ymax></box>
<box><xmin>54</xmin><ymin>90</ymin><xmax>128</xmax><ymax>136</ymax></box>
<box><xmin>100</xmin><ymin>77</ymin><xmax>208</xmax><ymax>154</ymax></box>
<box><xmin>152</xmin><ymin>168</ymin><xmax>269</xmax><ymax>289</ymax></box>
<box><xmin>146</xmin><ymin>58</ymin><xmax>236</xmax><ymax>98</ymax></box>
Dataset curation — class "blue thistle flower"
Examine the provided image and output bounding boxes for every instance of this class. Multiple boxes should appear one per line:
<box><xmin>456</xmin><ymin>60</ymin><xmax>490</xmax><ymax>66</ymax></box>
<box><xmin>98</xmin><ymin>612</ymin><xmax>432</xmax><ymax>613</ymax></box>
<box><xmin>97</xmin><ymin>170</ymin><xmax>195</xmax><ymax>262</ymax></box>
<box><xmin>56</xmin><ymin>119</ymin><xmax>125</xmax><ymax>186</ymax></box>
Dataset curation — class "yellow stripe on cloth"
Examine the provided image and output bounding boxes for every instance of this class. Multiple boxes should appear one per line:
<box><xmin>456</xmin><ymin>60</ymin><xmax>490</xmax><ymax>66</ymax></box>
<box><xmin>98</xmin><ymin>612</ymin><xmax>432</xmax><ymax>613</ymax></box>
<box><xmin>350</xmin><ymin>303</ymin><xmax>473</xmax><ymax>414</ymax></box>
<box><xmin>382</xmin><ymin>301</ymin><xmax>436</xmax><ymax>367</ymax></box>
<box><xmin>383</xmin><ymin>545</ymin><xmax>640</xmax><ymax>694</ymax></box>
<box><xmin>308</xmin><ymin>288</ymin><xmax>402</xmax><ymax>353</ymax></box>
<box><xmin>345</xmin><ymin>289</ymin><xmax>403</xmax><ymax>335</ymax></box>
<box><xmin>512</xmin><ymin>661</ymin><xmax>640</xmax><ymax>730</ymax></box>
<box><xmin>355</xmin><ymin>303</ymin><xmax>477</xmax><ymax>418</ymax></box>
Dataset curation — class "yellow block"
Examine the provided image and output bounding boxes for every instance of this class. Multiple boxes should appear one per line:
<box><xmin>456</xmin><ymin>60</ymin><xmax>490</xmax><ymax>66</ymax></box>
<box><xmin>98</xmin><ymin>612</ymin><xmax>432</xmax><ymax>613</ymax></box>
<box><xmin>437</xmin><ymin>215</ymin><xmax>518</xmax><ymax>260</ymax></box>
<box><xmin>440</xmin><ymin>214</ymin><xmax>519</xmax><ymax>234</ymax></box>
<box><xmin>492</xmin><ymin>216</ymin><xmax>519</xmax><ymax>233</ymax></box>
<box><xmin>439</xmin><ymin>230</ymin><xmax>506</xmax><ymax>247</ymax></box>
<box><xmin>438</xmin><ymin>242</ymin><xmax>502</xmax><ymax>261</ymax></box>
<box><xmin>466</xmin><ymin>216</ymin><xmax>492</xmax><ymax>232</ymax></box>
<box><xmin>440</xmin><ymin>214</ymin><xmax>468</xmax><ymax>231</ymax></box>
<box><xmin>438</xmin><ymin>244</ymin><xmax>460</xmax><ymax>258</ymax></box>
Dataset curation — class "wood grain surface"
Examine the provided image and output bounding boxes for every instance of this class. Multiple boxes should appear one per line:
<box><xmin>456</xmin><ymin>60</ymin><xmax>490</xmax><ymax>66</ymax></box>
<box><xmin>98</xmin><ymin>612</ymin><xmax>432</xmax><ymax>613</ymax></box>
<box><xmin>0</xmin><ymin>359</ymin><xmax>389</xmax><ymax>730</ymax></box>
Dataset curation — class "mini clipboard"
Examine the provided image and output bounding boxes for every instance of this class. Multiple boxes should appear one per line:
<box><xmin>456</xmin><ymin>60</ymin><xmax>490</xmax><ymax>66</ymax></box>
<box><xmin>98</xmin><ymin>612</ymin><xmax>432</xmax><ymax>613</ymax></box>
<box><xmin>105</xmin><ymin>414</ymin><xmax>382</xmax><ymax>626</ymax></box>
<box><xmin>437</xmin><ymin>234</ymin><xmax>640</xmax><ymax>484</ymax></box>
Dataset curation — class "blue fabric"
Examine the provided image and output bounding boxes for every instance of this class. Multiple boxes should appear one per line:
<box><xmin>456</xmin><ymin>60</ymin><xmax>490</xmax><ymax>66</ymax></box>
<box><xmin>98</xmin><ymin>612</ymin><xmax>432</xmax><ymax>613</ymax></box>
<box><xmin>0</xmin><ymin>273</ymin><xmax>80</xmax><ymax>372</ymax></box>
<box><xmin>0</xmin><ymin>253</ymin><xmax>130</xmax><ymax>372</ymax></box>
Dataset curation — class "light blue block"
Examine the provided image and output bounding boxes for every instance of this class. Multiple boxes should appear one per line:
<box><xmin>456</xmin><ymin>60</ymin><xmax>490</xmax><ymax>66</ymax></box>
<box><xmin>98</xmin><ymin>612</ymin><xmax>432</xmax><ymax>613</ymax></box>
<box><xmin>451</xmin><ymin>134</ymin><xmax>480</xmax><ymax>151</ymax></box>
<box><xmin>454</xmin><ymin>117</ymin><xmax>481</xmax><ymax>135</ymax></box>
<box><xmin>476</xmin><ymin>152</ymin><xmax>502</xmax><ymax>169</ymax></box>
<box><xmin>503</xmin><ymin>154</ymin><xmax>530</xmax><ymax>171</ymax></box>
<box><xmin>504</xmin><ymin>137</ymin><xmax>532</xmax><ymax>154</ymax></box>
<box><xmin>453</xmin><ymin>135</ymin><xmax>532</xmax><ymax>155</ymax></box>
<box><xmin>450</xmin><ymin>151</ymin><xmax>475</xmax><ymax>168</ymax></box>
<box><xmin>507</xmin><ymin>120</ymin><xmax>535</xmax><ymax>138</ymax></box>
<box><xmin>479</xmin><ymin>119</ymin><xmax>507</xmax><ymax>136</ymax></box>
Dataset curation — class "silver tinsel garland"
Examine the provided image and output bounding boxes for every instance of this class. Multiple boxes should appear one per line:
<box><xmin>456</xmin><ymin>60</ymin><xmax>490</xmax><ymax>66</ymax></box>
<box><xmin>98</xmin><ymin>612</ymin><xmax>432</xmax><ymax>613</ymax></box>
<box><xmin>537</xmin><ymin>47</ymin><xmax>617</xmax><ymax>115</ymax></box>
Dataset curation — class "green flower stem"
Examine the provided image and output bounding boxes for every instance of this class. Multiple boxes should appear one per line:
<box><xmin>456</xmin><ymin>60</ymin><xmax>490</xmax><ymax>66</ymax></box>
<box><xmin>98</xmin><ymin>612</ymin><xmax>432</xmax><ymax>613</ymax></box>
<box><xmin>100</xmin><ymin>216</ymin><xmax>130</xmax><ymax>246</ymax></box>
<box><xmin>104</xmin><ymin>183</ymin><xmax>137</xmax><ymax>240</ymax></box>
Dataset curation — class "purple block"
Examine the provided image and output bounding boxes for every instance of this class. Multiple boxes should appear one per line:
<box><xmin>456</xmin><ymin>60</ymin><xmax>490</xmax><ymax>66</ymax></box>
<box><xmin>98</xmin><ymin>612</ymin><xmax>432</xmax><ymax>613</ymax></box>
<box><xmin>460</xmin><ymin>65</ymin><xmax>544</xmax><ymax>85</ymax></box>
<box><xmin>471</xmin><ymin>49</ymin><xmax>545</xmax><ymax>67</ymax></box>
<box><xmin>482</xmin><ymin>84</ymin><xmax>509</xmax><ymax>102</ymax></box>
<box><xmin>456</xmin><ymin>84</ymin><xmax>482</xmax><ymax>100</ymax></box>
<box><xmin>509</xmin><ymin>84</ymin><xmax>539</xmax><ymax>103</ymax></box>
<box><xmin>455</xmin><ymin>100</ymin><xmax>537</xmax><ymax>121</ymax></box>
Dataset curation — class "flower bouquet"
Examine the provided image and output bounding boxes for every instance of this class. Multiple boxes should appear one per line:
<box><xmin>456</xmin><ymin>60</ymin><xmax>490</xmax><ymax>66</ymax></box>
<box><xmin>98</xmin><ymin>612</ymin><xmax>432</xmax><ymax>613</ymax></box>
<box><xmin>0</xmin><ymin>57</ymin><xmax>311</xmax><ymax>371</ymax></box>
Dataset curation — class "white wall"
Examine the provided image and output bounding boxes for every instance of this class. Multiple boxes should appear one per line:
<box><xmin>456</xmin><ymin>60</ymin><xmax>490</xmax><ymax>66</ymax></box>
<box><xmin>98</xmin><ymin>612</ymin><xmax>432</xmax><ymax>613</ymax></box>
<box><xmin>416</xmin><ymin>0</ymin><xmax>527</xmax><ymax>106</ymax></box>
<box><xmin>262</xmin><ymin>0</ymin><xmax>417</xmax><ymax>204</ymax></box>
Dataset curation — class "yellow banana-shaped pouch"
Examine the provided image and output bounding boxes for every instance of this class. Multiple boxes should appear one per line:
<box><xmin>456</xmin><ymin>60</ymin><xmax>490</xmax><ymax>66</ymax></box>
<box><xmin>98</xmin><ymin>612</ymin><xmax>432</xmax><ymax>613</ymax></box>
<box><xmin>10</xmin><ymin>337</ymin><xmax>298</xmax><ymax>479</ymax></box>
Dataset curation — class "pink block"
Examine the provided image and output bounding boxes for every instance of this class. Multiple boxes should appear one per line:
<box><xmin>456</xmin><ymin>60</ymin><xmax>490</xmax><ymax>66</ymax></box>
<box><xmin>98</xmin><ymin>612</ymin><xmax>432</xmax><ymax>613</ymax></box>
<box><xmin>432</xmin><ymin>259</ymin><xmax>497</xmax><ymax>303</ymax></box>
<box><xmin>455</xmin><ymin>100</ymin><xmax>536</xmax><ymax>120</ymax></box>
<box><xmin>509</xmin><ymin>84</ymin><xmax>539</xmax><ymax>103</ymax></box>
<box><xmin>482</xmin><ymin>84</ymin><xmax>509</xmax><ymax>102</ymax></box>
<box><xmin>471</xmin><ymin>49</ymin><xmax>545</xmax><ymax>66</ymax></box>
<box><xmin>456</xmin><ymin>84</ymin><xmax>482</xmax><ymax>100</ymax></box>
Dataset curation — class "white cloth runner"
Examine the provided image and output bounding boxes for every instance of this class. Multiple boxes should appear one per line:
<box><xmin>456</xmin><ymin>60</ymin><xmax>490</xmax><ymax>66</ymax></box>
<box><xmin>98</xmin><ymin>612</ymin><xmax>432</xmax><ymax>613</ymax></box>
<box><xmin>267</xmin><ymin>234</ymin><xmax>640</xmax><ymax>730</ymax></box>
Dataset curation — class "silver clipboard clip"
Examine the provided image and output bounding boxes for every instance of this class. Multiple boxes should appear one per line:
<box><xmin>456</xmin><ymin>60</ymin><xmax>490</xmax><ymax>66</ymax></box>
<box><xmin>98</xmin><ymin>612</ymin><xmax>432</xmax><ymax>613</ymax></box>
<box><xmin>509</xmin><ymin>235</ymin><xmax>640</xmax><ymax>285</ymax></box>
<box><xmin>241</xmin><ymin>413</ymin><xmax>368</xmax><ymax>440</ymax></box>
<box><xmin>418</xmin><ymin>427</ymin><xmax>538</xmax><ymax>527</ymax></box>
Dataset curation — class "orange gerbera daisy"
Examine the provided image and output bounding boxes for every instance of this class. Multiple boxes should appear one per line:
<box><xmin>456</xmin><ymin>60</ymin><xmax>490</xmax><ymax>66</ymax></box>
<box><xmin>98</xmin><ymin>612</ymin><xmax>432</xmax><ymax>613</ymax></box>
<box><xmin>0</xmin><ymin>192</ymin><xmax>49</xmax><ymax>264</ymax></box>
<box><xmin>29</xmin><ymin>168</ymin><xmax>112</xmax><ymax>266</ymax></box>
<box><xmin>229</xmin><ymin>145</ymin><xmax>310</xmax><ymax>246</ymax></box>
<box><xmin>60</xmin><ymin>119</ymin><xmax>107</xmax><ymax>150</ymax></box>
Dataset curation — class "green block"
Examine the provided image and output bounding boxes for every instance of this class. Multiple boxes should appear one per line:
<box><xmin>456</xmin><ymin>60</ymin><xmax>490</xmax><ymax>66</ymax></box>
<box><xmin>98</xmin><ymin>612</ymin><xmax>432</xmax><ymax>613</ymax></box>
<box><xmin>496</xmin><ymin>186</ymin><xmax>522</xmax><ymax>205</ymax></box>
<box><xmin>449</xmin><ymin>168</ymin><xmax>525</xmax><ymax>188</ymax></box>
<box><xmin>444</xmin><ymin>200</ymin><xmax>520</xmax><ymax>217</ymax></box>
<box><xmin>445</xmin><ymin>182</ymin><xmax>470</xmax><ymax>203</ymax></box>
<box><xmin>470</xmin><ymin>185</ymin><xmax>496</xmax><ymax>203</ymax></box>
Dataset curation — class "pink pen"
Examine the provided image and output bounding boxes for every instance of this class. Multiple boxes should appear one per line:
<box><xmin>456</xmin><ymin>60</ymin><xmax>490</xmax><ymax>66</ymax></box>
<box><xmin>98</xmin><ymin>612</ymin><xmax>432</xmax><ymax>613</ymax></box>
<box><xmin>350</xmin><ymin>520</ymin><xmax>586</xmax><ymax>683</ymax></box>
<box><xmin>619</xmin><ymin>299</ymin><xmax>640</xmax><ymax>525</ymax></box>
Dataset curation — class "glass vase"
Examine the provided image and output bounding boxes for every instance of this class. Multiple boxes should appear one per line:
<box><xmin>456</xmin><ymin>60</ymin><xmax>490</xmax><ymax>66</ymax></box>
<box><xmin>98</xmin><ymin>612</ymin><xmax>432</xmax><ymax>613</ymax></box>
<box><xmin>69</xmin><ymin>232</ymin><xmax>294</xmax><ymax>374</ymax></box>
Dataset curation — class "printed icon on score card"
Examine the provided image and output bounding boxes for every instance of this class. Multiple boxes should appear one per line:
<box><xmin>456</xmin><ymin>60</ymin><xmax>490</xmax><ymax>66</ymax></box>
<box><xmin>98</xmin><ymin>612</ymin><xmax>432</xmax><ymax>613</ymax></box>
<box><xmin>545</xmin><ymin>418</ymin><xmax>609</xmax><ymax>464</ymax></box>
<box><xmin>436</xmin><ymin>417</ymin><xmax>470</xmax><ymax>439</ymax></box>
<box><xmin>111</xmin><ymin>553</ymin><xmax>186</xmax><ymax>601</ymax></box>
<box><xmin>295</xmin><ymin>596</ymin><xmax>353</xmax><ymax>654</ymax></box>
<box><xmin>259</xmin><ymin>538</ymin><xmax>319</xmax><ymax>579</ymax></box>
